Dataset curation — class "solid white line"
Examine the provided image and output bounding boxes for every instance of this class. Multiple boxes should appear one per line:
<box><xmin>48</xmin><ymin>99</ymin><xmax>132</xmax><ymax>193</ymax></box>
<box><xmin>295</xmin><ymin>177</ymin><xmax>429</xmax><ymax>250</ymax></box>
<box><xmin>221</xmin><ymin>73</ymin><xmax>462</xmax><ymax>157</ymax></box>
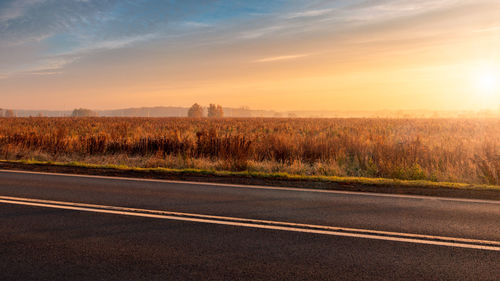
<box><xmin>1</xmin><ymin>196</ymin><xmax>500</xmax><ymax>251</ymax></box>
<box><xmin>2</xmin><ymin>195</ymin><xmax>499</xmax><ymax>246</ymax></box>
<box><xmin>0</xmin><ymin>169</ymin><xmax>499</xmax><ymax>204</ymax></box>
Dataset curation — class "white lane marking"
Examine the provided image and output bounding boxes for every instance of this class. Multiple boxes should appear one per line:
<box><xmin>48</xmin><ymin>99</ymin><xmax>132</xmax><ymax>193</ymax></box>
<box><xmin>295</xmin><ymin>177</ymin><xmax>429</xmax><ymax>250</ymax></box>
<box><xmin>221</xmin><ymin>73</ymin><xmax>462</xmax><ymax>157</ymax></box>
<box><xmin>0</xmin><ymin>169</ymin><xmax>499</xmax><ymax>204</ymax></box>
<box><xmin>2</xmin><ymin>195</ymin><xmax>499</xmax><ymax>246</ymax></box>
<box><xmin>1</xmin><ymin>196</ymin><xmax>500</xmax><ymax>251</ymax></box>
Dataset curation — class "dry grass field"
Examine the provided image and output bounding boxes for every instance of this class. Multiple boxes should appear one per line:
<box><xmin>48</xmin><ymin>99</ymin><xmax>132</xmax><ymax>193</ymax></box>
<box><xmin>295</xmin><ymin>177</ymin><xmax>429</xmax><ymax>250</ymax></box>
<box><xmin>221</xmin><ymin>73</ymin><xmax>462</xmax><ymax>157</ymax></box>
<box><xmin>0</xmin><ymin>117</ymin><xmax>498</xmax><ymax>185</ymax></box>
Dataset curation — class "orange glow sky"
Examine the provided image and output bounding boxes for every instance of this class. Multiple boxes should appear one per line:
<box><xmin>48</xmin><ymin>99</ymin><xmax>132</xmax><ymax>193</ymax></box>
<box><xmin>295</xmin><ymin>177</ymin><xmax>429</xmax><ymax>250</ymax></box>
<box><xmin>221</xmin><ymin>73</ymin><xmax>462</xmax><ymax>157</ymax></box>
<box><xmin>0</xmin><ymin>0</ymin><xmax>499</xmax><ymax>111</ymax></box>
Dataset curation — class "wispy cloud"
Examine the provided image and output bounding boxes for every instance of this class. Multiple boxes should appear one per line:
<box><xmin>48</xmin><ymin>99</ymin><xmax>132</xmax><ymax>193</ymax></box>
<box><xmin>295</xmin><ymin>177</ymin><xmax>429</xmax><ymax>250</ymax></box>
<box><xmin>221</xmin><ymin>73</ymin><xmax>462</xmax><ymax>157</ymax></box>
<box><xmin>0</xmin><ymin>1</ymin><xmax>117</xmax><ymax>47</ymax></box>
<box><xmin>239</xmin><ymin>25</ymin><xmax>285</xmax><ymax>39</ymax></box>
<box><xmin>473</xmin><ymin>25</ymin><xmax>500</xmax><ymax>33</ymax></box>
<box><xmin>1</xmin><ymin>55</ymin><xmax>79</xmax><ymax>78</ymax></box>
<box><xmin>2</xmin><ymin>32</ymin><xmax>159</xmax><ymax>78</ymax></box>
<box><xmin>285</xmin><ymin>8</ymin><xmax>333</xmax><ymax>19</ymax></box>
<box><xmin>0</xmin><ymin>0</ymin><xmax>45</xmax><ymax>22</ymax></box>
<box><xmin>182</xmin><ymin>21</ymin><xmax>212</xmax><ymax>28</ymax></box>
<box><xmin>24</xmin><ymin>56</ymin><xmax>79</xmax><ymax>73</ymax></box>
<box><xmin>254</xmin><ymin>53</ymin><xmax>312</xmax><ymax>63</ymax></box>
<box><xmin>80</xmin><ymin>33</ymin><xmax>159</xmax><ymax>52</ymax></box>
<box><xmin>29</xmin><ymin>70</ymin><xmax>62</xmax><ymax>76</ymax></box>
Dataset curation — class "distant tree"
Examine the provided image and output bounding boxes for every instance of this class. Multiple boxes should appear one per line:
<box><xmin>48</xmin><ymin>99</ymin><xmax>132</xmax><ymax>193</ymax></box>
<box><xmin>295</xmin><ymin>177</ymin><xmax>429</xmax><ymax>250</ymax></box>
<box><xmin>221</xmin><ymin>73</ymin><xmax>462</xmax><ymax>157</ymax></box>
<box><xmin>72</xmin><ymin>108</ymin><xmax>97</xmax><ymax>117</ymax></box>
<box><xmin>207</xmin><ymin>104</ymin><xmax>224</xmax><ymax>118</ymax></box>
<box><xmin>4</xmin><ymin>109</ymin><xmax>16</xmax><ymax>117</ymax></box>
<box><xmin>0</xmin><ymin>108</ymin><xmax>3</xmax><ymax>117</ymax></box>
<box><xmin>188</xmin><ymin>103</ymin><xmax>204</xmax><ymax>118</ymax></box>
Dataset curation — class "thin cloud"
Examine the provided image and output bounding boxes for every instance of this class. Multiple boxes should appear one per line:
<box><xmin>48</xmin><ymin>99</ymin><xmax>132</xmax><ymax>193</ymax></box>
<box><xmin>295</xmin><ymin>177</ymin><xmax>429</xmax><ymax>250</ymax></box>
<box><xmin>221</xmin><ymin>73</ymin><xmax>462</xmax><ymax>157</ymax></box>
<box><xmin>473</xmin><ymin>26</ymin><xmax>500</xmax><ymax>33</ymax></box>
<box><xmin>182</xmin><ymin>21</ymin><xmax>212</xmax><ymax>28</ymax></box>
<box><xmin>2</xmin><ymin>56</ymin><xmax>78</xmax><ymax>78</ymax></box>
<box><xmin>285</xmin><ymin>8</ymin><xmax>333</xmax><ymax>19</ymax></box>
<box><xmin>87</xmin><ymin>34</ymin><xmax>158</xmax><ymax>51</ymax></box>
<box><xmin>254</xmin><ymin>53</ymin><xmax>312</xmax><ymax>63</ymax></box>
<box><xmin>33</xmin><ymin>56</ymin><xmax>78</xmax><ymax>71</ymax></box>
<box><xmin>0</xmin><ymin>32</ymin><xmax>158</xmax><ymax>79</ymax></box>
<box><xmin>0</xmin><ymin>0</ymin><xmax>46</xmax><ymax>22</ymax></box>
<box><xmin>0</xmin><ymin>0</ymin><xmax>116</xmax><ymax>46</ymax></box>
<box><xmin>29</xmin><ymin>70</ymin><xmax>62</xmax><ymax>75</ymax></box>
<box><xmin>239</xmin><ymin>25</ymin><xmax>285</xmax><ymax>39</ymax></box>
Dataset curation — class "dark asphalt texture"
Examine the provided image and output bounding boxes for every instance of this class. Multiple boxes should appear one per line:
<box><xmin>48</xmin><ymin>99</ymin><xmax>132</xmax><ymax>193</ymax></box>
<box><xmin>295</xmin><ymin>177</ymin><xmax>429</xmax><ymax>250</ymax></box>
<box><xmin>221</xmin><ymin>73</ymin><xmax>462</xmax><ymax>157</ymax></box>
<box><xmin>1</xmin><ymin>170</ymin><xmax>499</xmax><ymax>280</ymax></box>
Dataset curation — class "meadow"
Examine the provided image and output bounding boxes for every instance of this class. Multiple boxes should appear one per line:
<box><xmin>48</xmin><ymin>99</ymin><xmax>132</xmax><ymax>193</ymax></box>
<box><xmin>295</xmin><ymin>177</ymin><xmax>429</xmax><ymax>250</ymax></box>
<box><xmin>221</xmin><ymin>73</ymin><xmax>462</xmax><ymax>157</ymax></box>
<box><xmin>0</xmin><ymin>117</ymin><xmax>498</xmax><ymax>185</ymax></box>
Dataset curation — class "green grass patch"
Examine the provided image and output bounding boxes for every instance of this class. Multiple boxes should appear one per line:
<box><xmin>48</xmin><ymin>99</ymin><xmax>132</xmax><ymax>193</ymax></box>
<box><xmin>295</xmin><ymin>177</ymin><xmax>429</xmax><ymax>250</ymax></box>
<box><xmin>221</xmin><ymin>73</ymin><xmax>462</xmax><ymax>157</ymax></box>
<box><xmin>1</xmin><ymin>159</ymin><xmax>499</xmax><ymax>191</ymax></box>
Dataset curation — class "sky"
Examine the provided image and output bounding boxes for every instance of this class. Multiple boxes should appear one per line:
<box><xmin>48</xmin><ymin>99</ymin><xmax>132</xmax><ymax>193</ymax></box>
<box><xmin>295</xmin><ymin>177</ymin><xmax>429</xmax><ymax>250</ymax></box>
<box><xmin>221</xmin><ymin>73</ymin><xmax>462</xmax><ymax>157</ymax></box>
<box><xmin>0</xmin><ymin>0</ymin><xmax>499</xmax><ymax>111</ymax></box>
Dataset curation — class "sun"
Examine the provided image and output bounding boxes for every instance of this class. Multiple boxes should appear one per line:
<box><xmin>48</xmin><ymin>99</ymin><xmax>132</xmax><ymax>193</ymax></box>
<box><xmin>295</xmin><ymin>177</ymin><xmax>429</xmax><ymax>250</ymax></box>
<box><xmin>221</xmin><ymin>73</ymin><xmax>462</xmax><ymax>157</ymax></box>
<box><xmin>476</xmin><ymin>72</ymin><xmax>497</xmax><ymax>92</ymax></box>
<box><xmin>473</xmin><ymin>63</ymin><xmax>499</xmax><ymax>97</ymax></box>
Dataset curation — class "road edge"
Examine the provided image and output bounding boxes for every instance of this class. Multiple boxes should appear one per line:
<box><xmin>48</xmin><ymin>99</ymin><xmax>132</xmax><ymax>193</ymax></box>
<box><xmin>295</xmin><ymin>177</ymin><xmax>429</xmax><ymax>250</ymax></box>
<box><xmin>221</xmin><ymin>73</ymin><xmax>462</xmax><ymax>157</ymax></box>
<box><xmin>0</xmin><ymin>160</ymin><xmax>499</xmax><ymax>200</ymax></box>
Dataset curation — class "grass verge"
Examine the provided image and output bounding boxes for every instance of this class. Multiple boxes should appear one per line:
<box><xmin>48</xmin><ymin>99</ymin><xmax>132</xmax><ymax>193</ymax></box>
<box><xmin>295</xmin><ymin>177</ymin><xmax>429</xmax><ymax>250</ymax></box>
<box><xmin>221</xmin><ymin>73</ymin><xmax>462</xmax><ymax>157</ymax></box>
<box><xmin>1</xmin><ymin>159</ymin><xmax>499</xmax><ymax>199</ymax></box>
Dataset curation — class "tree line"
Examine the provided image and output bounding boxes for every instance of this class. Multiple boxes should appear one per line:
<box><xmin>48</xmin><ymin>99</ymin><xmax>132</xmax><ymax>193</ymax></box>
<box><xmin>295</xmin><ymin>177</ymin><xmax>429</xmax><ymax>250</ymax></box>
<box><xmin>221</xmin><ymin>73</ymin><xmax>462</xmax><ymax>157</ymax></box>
<box><xmin>72</xmin><ymin>108</ymin><xmax>98</xmax><ymax>117</ymax></box>
<box><xmin>0</xmin><ymin>105</ymin><xmax>224</xmax><ymax>118</ymax></box>
<box><xmin>0</xmin><ymin>109</ymin><xmax>16</xmax><ymax>117</ymax></box>
<box><xmin>188</xmin><ymin>103</ymin><xmax>224</xmax><ymax>118</ymax></box>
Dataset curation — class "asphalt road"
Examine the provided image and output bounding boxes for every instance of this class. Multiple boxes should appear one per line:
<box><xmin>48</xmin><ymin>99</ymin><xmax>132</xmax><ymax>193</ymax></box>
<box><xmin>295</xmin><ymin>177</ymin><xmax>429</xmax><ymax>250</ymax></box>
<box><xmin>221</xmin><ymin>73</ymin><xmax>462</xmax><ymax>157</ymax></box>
<box><xmin>1</xmin><ymin>170</ymin><xmax>499</xmax><ymax>280</ymax></box>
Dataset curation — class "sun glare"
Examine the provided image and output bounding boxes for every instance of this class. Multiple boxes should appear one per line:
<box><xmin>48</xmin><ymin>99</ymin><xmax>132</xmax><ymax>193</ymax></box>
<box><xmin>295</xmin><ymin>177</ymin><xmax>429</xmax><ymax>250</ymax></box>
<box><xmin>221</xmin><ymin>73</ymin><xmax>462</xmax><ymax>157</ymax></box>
<box><xmin>473</xmin><ymin>63</ymin><xmax>499</xmax><ymax>97</ymax></box>
<box><xmin>477</xmin><ymin>72</ymin><xmax>497</xmax><ymax>92</ymax></box>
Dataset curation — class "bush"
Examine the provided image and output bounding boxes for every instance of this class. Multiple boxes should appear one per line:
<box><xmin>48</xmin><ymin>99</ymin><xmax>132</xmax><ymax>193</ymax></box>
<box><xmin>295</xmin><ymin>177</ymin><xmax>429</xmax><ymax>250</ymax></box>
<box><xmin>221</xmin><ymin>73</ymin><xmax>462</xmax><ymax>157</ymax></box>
<box><xmin>72</xmin><ymin>108</ymin><xmax>97</xmax><ymax>117</ymax></box>
<box><xmin>187</xmin><ymin>103</ymin><xmax>204</xmax><ymax>118</ymax></box>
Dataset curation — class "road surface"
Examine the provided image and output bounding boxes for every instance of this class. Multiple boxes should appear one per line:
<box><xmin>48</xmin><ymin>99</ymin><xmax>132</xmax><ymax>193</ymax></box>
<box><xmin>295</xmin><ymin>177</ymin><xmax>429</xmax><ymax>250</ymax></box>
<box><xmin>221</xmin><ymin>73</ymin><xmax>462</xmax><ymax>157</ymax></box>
<box><xmin>0</xmin><ymin>169</ymin><xmax>499</xmax><ymax>280</ymax></box>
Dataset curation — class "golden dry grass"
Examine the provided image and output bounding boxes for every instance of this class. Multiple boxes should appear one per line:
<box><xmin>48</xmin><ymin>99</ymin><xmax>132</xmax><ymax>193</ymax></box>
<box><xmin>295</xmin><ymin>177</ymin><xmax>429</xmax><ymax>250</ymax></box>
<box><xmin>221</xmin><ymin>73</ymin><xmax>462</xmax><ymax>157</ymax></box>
<box><xmin>0</xmin><ymin>117</ymin><xmax>498</xmax><ymax>185</ymax></box>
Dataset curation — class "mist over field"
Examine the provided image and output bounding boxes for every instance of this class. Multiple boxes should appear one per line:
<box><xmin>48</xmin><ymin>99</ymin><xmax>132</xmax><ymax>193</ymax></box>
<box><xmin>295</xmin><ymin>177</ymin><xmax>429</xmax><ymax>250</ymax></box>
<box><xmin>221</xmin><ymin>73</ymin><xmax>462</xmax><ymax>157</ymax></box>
<box><xmin>3</xmin><ymin>106</ymin><xmax>500</xmax><ymax>118</ymax></box>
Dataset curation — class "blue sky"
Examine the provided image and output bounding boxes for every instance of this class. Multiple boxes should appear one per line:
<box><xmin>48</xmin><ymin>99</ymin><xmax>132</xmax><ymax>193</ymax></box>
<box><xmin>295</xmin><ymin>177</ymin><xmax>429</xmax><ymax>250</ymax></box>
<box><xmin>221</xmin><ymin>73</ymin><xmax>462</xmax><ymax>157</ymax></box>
<box><xmin>0</xmin><ymin>0</ymin><xmax>374</xmax><ymax>77</ymax></box>
<box><xmin>1</xmin><ymin>0</ymin><xmax>499</xmax><ymax>110</ymax></box>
